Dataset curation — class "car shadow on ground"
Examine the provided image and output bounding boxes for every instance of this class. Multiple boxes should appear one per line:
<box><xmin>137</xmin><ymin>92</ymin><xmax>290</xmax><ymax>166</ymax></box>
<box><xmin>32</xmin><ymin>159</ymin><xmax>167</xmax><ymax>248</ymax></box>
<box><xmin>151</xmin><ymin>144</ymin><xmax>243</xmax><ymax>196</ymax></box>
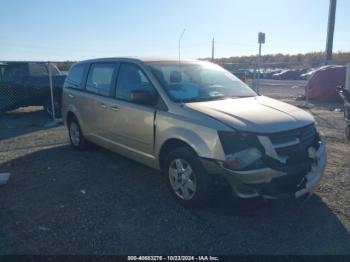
<box><xmin>0</xmin><ymin>144</ymin><xmax>349</xmax><ymax>254</ymax></box>
<box><xmin>0</xmin><ymin>107</ymin><xmax>53</xmax><ymax>141</ymax></box>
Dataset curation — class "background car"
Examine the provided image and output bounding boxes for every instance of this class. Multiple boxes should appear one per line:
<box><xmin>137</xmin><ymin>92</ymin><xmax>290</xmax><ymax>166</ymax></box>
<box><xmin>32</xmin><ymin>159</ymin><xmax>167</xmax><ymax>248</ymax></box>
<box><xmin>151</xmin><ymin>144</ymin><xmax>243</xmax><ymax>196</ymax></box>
<box><xmin>272</xmin><ymin>69</ymin><xmax>307</xmax><ymax>80</ymax></box>
<box><xmin>0</xmin><ymin>62</ymin><xmax>66</xmax><ymax>117</ymax></box>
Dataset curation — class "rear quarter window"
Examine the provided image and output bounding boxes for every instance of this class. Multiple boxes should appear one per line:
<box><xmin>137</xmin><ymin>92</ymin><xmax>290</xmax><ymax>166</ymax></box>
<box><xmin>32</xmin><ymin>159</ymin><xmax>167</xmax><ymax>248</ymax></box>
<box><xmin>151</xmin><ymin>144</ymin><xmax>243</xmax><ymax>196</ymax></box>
<box><xmin>66</xmin><ymin>64</ymin><xmax>86</xmax><ymax>89</ymax></box>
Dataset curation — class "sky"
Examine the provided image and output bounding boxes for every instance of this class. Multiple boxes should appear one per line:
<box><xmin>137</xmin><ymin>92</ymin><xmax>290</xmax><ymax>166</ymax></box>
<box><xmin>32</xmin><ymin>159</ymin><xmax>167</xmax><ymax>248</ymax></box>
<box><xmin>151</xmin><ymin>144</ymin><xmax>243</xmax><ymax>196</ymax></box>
<box><xmin>0</xmin><ymin>0</ymin><xmax>349</xmax><ymax>61</ymax></box>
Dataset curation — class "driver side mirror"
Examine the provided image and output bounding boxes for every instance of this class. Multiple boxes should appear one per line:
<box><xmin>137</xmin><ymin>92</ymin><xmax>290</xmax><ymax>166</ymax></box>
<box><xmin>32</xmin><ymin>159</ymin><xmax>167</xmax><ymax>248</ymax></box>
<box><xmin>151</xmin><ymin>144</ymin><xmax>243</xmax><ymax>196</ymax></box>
<box><xmin>130</xmin><ymin>90</ymin><xmax>156</xmax><ymax>105</ymax></box>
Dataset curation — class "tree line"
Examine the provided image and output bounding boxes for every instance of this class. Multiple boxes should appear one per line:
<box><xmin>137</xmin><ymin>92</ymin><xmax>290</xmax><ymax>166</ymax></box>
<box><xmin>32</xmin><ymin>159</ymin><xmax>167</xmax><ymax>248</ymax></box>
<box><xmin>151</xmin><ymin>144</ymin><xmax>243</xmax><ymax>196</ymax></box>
<box><xmin>209</xmin><ymin>51</ymin><xmax>350</xmax><ymax>68</ymax></box>
<box><xmin>55</xmin><ymin>51</ymin><xmax>350</xmax><ymax>71</ymax></box>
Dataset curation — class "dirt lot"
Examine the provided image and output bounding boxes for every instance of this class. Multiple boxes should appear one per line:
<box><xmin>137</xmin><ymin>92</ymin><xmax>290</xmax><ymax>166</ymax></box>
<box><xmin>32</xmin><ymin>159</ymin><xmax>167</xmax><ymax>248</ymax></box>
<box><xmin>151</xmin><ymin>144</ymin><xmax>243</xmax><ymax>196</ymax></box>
<box><xmin>0</xmin><ymin>80</ymin><xmax>349</xmax><ymax>255</ymax></box>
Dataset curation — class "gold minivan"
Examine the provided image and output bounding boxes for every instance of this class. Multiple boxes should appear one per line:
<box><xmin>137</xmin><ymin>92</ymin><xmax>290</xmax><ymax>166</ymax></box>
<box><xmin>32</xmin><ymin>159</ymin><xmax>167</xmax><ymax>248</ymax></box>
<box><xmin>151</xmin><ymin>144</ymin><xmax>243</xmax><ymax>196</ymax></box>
<box><xmin>62</xmin><ymin>57</ymin><xmax>326</xmax><ymax>208</ymax></box>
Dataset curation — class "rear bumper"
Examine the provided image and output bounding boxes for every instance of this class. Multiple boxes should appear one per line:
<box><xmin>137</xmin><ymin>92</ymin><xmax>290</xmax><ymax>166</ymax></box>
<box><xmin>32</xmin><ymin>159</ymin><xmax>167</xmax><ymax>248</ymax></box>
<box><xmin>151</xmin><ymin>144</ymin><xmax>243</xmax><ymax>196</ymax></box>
<box><xmin>202</xmin><ymin>136</ymin><xmax>327</xmax><ymax>200</ymax></box>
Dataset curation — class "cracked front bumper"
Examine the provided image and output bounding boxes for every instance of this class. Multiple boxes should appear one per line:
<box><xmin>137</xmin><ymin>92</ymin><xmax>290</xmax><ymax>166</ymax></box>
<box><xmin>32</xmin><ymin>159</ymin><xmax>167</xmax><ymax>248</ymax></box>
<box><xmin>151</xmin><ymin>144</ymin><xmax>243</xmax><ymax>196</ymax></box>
<box><xmin>294</xmin><ymin>137</ymin><xmax>327</xmax><ymax>198</ymax></box>
<box><xmin>202</xmin><ymin>136</ymin><xmax>327</xmax><ymax>200</ymax></box>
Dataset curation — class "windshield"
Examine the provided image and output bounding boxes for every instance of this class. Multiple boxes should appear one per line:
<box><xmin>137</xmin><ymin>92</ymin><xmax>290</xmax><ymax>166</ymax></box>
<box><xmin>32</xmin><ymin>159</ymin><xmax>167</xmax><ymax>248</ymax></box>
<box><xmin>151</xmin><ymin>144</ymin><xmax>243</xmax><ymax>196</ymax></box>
<box><xmin>147</xmin><ymin>61</ymin><xmax>256</xmax><ymax>102</ymax></box>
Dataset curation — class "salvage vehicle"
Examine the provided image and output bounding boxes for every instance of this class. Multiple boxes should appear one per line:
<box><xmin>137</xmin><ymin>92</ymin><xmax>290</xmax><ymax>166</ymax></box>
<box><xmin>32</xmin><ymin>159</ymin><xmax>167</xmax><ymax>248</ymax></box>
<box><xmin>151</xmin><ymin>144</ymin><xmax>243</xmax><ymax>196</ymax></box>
<box><xmin>62</xmin><ymin>58</ymin><xmax>327</xmax><ymax>208</ymax></box>
<box><xmin>0</xmin><ymin>62</ymin><xmax>66</xmax><ymax>117</ymax></box>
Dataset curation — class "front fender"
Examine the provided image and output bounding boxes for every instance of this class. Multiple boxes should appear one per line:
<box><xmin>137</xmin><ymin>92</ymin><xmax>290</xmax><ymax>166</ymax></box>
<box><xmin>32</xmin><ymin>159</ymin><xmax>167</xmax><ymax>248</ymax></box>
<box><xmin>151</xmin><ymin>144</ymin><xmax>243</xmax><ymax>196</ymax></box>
<box><xmin>156</xmin><ymin>125</ymin><xmax>225</xmax><ymax>162</ymax></box>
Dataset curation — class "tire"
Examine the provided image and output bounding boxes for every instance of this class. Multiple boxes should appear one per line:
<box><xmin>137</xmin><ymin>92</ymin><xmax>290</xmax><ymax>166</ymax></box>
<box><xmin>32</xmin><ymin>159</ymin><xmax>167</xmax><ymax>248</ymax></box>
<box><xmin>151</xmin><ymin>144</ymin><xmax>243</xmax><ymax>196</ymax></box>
<box><xmin>44</xmin><ymin>98</ymin><xmax>61</xmax><ymax>118</ymax></box>
<box><xmin>164</xmin><ymin>147</ymin><xmax>213</xmax><ymax>208</ymax></box>
<box><xmin>68</xmin><ymin>116</ymin><xmax>88</xmax><ymax>150</ymax></box>
<box><xmin>346</xmin><ymin>125</ymin><xmax>350</xmax><ymax>140</ymax></box>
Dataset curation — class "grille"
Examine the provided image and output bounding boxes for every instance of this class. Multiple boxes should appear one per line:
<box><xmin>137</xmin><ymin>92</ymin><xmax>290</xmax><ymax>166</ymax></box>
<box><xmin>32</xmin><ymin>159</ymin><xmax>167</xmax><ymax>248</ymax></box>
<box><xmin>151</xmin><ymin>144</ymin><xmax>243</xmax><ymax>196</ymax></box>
<box><xmin>269</xmin><ymin>124</ymin><xmax>317</xmax><ymax>160</ymax></box>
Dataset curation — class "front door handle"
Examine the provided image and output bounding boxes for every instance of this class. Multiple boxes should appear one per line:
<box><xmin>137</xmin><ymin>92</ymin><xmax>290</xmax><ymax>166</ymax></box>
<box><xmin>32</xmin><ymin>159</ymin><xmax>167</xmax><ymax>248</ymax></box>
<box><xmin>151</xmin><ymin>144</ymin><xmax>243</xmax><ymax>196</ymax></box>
<box><xmin>68</xmin><ymin>94</ymin><xmax>74</xmax><ymax>98</ymax></box>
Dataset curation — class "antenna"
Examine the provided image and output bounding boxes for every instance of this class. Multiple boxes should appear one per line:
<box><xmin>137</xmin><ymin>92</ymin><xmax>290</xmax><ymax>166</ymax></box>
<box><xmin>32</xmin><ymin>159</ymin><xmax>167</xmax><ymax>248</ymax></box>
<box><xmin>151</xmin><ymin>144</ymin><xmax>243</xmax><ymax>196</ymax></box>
<box><xmin>211</xmin><ymin>37</ymin><xmax>215</xmax><ymax>61</ymax></box>
<box><xmin>178</xmin><ymin>28</ymin><xmax>186</xmax><ymax>64</ymax></box>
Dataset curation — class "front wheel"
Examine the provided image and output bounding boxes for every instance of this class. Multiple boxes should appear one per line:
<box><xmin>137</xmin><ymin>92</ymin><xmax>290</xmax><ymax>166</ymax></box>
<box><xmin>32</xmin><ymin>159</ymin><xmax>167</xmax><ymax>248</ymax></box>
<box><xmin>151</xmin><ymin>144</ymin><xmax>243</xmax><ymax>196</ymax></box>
<box><xmin>164</xmin><ymin>147</ymin><xmax>213</xmax><ymax>208</ymax></box>
<box><xmin>346</xmin><ymin>125</ymin><xmax>350</xmax><ymax>140</ymax></box>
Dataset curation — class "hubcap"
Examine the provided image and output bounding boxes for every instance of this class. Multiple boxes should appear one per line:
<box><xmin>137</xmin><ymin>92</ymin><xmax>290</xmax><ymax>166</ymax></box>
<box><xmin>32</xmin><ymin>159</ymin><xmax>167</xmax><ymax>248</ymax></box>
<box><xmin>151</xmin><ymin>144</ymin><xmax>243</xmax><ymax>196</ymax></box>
<box><xmin>168</xmin><ymin>159</ymin><xmax>197</xmax><ymax>200</ymax></box>
<box><xmin>70</xmin><ymin>122</ymin><xmax>80</xmax><ymax>146</ymax></box>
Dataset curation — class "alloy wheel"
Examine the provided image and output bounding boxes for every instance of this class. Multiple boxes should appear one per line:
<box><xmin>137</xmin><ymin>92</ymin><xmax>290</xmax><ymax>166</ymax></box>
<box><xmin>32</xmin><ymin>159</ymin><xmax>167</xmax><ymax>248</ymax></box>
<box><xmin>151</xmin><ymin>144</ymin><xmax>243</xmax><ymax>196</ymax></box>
<box><xmin>69</xmin><ymin>121</ymin><xmax>80</xmax><ymax>146</ymax></box>
<box><xmin>168</xmin><ymin>158</ymin><xmax>197</xmax><ymax>200</ymax></box>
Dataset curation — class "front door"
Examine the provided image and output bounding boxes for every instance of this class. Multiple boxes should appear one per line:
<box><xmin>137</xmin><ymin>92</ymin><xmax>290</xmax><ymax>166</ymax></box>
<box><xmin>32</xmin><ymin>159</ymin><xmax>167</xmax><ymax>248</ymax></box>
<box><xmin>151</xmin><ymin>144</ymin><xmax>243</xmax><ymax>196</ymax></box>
<box><xmin>109</xmin><ymin>63</ymin><xmax>157</xmax><ymax>162</ymax></box>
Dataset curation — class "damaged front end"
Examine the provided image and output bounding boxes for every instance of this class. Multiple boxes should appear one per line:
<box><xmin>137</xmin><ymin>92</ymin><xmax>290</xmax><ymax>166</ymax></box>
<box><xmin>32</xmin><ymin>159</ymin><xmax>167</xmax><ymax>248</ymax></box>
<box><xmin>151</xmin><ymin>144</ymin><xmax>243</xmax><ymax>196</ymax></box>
<box><xmin>203</xmin><ymin>124</ymin><xmax>327</xmax><ymax>200</ymax></box>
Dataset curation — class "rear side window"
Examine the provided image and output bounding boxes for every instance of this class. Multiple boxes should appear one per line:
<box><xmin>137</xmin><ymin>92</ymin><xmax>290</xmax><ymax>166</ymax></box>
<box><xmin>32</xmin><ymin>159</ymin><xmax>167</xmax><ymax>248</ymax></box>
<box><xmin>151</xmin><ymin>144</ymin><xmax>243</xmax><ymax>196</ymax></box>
<box><xmin>28</xmin><ymin>63</ymin><xmax>48</xmax><ymax>76</ymax></box>
<box><xmin>67</xmin><ymin>64</ymin><xmax>86</xmax><ymax>87</ymax></box>
<box><xmin>86</xmin><ymin>63</ymin><xmax>116</xmax><ymax>96</ymax></box>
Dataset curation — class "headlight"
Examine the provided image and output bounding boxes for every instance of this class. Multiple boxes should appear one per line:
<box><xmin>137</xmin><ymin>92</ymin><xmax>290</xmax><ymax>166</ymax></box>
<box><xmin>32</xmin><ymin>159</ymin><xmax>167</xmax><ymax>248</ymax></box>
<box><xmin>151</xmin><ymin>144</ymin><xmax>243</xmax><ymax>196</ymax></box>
<box><xmin>223</xmin><ymin>148</ymin><xmax>262</xmax><ymax>170</ymax></box>
<box><xmin>218</xmin><ymin>131</ymin><xmax>265</xmax><ymax>171</ymax></box>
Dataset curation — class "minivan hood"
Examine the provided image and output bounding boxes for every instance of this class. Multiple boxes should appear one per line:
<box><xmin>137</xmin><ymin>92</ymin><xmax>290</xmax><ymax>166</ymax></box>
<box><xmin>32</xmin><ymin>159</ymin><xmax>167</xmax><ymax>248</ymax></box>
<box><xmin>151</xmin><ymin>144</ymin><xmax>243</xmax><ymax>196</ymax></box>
<box><xmin>185</xmin><ymin>96</ymin><xmax>315</xmax><ymax>133</ymax></box>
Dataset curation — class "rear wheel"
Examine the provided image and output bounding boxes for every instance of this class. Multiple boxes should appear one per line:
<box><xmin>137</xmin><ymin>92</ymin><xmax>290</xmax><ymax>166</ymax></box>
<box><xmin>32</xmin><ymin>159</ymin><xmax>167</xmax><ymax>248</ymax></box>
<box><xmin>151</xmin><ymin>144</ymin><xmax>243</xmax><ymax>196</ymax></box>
<box><xmin>68</xmin><ymin>116</ymin><xmax>88</xmax><ymax>150</ymax></box>
<box><xmin>164</xmin><ymin>147</ymin><xmax>213</xmax><ymax>208</ymax></box>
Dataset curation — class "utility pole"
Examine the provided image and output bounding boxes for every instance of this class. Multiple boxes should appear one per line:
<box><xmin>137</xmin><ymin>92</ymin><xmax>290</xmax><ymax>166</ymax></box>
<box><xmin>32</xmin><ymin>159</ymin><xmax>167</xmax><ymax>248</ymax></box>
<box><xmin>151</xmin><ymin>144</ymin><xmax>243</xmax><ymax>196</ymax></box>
<box><xmin>211</xmin><ymin>38</ymin><xmax>215</xmax><ymax>62</ymax></box>
<box><xmin>44</xmin><ymin>62</ymin><xmax>62</xmax><ymax>127</ymax></box>
<box><xmin>256</xmin><ymin>32</ymin><xmax>265</xmax><ymax>94</ymax></box>
<box><xmin>47</xmin><ymin>62</ymin><xmax>56</xmax><ymax>121</ymax></box>
<box><xmin>325</xmin><ymin>0</ymin><xmax>337</xmax><ymax>64</ymax></box>
<box><xmin>257</xmin><ymin>41</ymin><xmax>262</xmax><ymax>92</ymax></box>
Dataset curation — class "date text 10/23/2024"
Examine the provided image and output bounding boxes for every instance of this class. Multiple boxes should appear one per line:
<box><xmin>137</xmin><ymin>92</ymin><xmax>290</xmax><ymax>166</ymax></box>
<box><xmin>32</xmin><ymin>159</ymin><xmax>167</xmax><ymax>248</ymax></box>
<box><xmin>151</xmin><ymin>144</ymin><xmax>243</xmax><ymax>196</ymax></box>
<box><xmin>127</xmin><ymin>256</ymin><xmax>219</xmax><ymax>261</ymax></box>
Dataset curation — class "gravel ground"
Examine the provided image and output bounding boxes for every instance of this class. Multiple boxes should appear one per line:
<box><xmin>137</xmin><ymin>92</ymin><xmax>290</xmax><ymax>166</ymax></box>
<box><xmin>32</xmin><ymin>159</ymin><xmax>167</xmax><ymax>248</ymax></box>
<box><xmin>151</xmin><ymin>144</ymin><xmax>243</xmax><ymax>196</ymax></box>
<box><xmin>0</xmin><ymin>80</ymin><xmax>349</xmax><ymax>255</ymax></box>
